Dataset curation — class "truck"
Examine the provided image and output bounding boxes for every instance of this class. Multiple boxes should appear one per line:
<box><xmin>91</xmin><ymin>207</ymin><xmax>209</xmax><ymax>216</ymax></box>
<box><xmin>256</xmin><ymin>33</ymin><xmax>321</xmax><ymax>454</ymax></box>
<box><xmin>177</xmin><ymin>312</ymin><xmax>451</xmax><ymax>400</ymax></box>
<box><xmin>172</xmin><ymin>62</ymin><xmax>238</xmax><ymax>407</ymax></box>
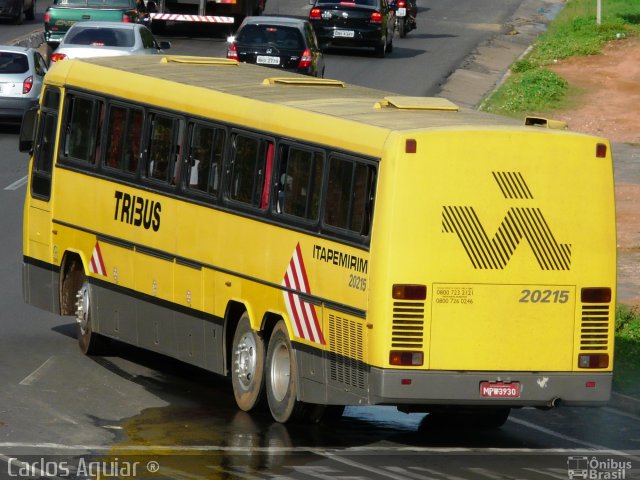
<box><xmin>147</xmin><ymin>0</ymin><xmax>265</xmax><ymax>32</ymax></box>
<box><xmin>44</xmin><ymin>0</ymin><xmax>144</xmax><ymax>45</ymax></box>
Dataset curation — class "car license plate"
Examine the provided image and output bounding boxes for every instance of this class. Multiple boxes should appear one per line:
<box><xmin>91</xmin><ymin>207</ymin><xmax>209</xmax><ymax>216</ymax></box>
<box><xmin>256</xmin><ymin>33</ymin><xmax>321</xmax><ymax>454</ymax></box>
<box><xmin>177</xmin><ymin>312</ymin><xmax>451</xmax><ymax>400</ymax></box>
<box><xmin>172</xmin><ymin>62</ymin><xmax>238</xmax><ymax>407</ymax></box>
<box><xmin>256</xmin><ymin>55</ymin><xmax>280</xmax><ymax>65</ymax></box>
<box><xmin>480</xmin><ymin>381</ymin><xmax>520</xmax><ymax>398</ymax></box>
<box><xmin>396</xmin><ymin>7</ymin><xmax>406</xmax><ymax>16</ymax></box>
<box><xmin>334</xmin><ymin>30</ymin><xmax>355</xmax><ymax>38</ymax></box>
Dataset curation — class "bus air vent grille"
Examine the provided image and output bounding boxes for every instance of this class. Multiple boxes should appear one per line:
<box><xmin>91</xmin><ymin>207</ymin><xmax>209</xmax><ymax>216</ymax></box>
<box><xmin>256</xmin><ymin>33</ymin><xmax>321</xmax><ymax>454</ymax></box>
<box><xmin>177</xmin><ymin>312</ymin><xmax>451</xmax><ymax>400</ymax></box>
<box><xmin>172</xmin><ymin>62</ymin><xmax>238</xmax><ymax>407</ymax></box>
<box><xmin>392</xmin><ymin>301</ymin><xmax>424</xmax><ymax>348</ymax></box>
<box><xmin>580</xmin><ymin>305</ymin><xmax>610</xmax><ymax>351</ymax></box>
<box><xmin>328</xmin><ymin>314</ymin><xmax>365</xmax><ymax>390</ymax></box>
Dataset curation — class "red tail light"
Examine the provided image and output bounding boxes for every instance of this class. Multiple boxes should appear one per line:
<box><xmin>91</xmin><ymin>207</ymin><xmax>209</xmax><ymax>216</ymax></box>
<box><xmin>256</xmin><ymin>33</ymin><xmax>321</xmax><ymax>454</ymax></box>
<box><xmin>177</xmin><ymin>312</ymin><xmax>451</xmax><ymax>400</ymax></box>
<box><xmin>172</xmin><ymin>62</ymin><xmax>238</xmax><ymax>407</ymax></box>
<box><xmin>370</xmin><ymin>11</ymin><xmax>383</xmax><ymax>23</ymax></box>
<box><xmin>50</xmin><ymin>53</ymin><xmax>67</xmax><ymax>62</ymax></box>
<box><xmin>298</xmin><ymin>48</ymin><xmax>312</xmax><ymax>69</ymax></box>
<box><xmin>122</xmin><ymin>12</ymin><xmax>131</xmax><ymax>22</ymax></box>
<box><xmin>22</xmin><ymin>75</ymin><xmax>33</xmax><ymax>94</ymax></box>
<box><xmin>44</xmin><ymin>11</ymin><xmax>50</xmax><ymax>23</ymax></box>
<box><xmin>227</xmin><ymin>42</ymin><xmax>238</xmax><ymax>60</ymax></box>
<box><xmin>397</xmin><ymin>0</ymin><xmax>405</xmax><ymax>6</ymax></box>
<box><xmin>309</xmin><ymin>7</ymin><xmax>322</xmax><ymax>20</ymax></box>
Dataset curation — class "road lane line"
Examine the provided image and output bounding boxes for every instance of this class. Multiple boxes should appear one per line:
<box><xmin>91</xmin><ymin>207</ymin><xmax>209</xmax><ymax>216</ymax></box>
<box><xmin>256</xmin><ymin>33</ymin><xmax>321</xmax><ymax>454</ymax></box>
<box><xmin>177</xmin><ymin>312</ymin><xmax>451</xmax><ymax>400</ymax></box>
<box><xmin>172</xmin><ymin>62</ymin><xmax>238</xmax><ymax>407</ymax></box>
<box><xmin>19</xmin><ymin>356</ymin><xmax>56</xmax><ymax>386</ymax></box>
<box><xmin>509</xmin><ymin>417</ymin><xmax>640</xmax><ymax>462</ymax></box>
<box><xmin>0</xmin><ymin>443</ymin><xmax>639</xmax><ymax>455</ymax></box>
<box><xmin>4</xmin><ymin>176</ymin><xmax>27</xmax><ymax>191</ymax></box>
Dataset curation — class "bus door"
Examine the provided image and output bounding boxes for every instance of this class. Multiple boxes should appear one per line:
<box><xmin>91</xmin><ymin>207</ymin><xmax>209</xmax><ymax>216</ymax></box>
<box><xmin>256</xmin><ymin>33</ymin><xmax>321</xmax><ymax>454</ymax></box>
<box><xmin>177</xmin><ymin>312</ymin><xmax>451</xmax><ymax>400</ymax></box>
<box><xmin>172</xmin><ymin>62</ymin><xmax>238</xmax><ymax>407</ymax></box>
<box><xmin>23</xmin><ymin>87</ymin><xmax>61</xmax><ymax>311</ymax></box>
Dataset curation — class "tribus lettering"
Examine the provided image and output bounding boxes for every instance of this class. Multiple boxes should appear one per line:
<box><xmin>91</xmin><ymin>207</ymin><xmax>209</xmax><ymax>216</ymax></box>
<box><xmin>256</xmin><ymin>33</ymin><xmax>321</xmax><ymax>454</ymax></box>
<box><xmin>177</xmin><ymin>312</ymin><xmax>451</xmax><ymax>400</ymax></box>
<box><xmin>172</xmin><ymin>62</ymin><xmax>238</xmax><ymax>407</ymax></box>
<box><xmin>114</xmin><ymin>191</ymin><xmax>161</xmax><ymax>231</ymax></box>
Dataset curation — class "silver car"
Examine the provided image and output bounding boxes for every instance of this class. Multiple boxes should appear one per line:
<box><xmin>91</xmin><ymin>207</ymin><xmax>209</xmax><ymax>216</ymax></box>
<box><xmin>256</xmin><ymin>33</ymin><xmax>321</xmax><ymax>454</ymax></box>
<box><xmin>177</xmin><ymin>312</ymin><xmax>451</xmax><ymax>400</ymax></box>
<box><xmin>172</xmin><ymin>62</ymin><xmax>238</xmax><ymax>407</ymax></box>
<box><xmin>51</xmin><ymin>21</ymin><xmax>170</xmax><ymax>62</ymax></box>
<box><xmin>0</xmin><ymin>46</ymin><xmax>47</xmax><ymax>125</ymax></box>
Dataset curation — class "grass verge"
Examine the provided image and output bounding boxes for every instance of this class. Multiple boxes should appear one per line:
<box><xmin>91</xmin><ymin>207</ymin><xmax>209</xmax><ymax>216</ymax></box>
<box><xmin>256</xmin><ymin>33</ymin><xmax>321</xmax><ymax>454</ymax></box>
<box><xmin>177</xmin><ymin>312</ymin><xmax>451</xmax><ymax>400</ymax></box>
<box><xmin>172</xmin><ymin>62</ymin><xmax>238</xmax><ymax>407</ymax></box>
<box><xmin>613</xmin><ymin>304</ymin><xmax>640</xmax><ymax>395</ymax></box>
<box><xmin>481</xmin><ymin>0</ymin><xmax>640</xmax><ymax>116</ymax></box>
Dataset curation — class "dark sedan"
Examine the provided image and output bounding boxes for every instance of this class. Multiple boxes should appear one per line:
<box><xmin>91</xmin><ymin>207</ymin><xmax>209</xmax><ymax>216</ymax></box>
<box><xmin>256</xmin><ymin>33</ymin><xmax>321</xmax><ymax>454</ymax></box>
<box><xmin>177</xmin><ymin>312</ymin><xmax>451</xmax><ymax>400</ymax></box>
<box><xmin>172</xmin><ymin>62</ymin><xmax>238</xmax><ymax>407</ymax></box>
<box><xmin>228</xmin><ymin>16</ymin><xmax>325</xmax><ymax>78</ymax></box>
<box><xmin>308</xmin><ymin>0</ymin><xmax>394</xmax><ymax>58</ymax></box>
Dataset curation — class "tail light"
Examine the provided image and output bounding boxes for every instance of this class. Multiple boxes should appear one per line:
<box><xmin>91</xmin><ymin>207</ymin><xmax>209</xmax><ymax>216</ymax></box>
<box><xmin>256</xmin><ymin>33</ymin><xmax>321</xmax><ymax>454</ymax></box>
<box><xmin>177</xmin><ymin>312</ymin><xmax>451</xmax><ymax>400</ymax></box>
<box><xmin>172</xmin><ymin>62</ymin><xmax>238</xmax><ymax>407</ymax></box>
<box><xmin>50</xmin><ymin>53</ymin><xmax>67</xmax><ymax>62</ymax></box>
<box><xmin>392</xmin><ymin>284</ymin><xmax>427</xmax><ymax>300</ymax></box>
<box><xmin>22</xmin><ymin>76</ymin><xmax>33</xmax><ymax>94</ymax></box>
<box><xmin>390</xmin><ymin>351</ymin><xmax>424</xmax><ymax>366</ymax></box>
<box><xmin>397</xmin><ymin>0</ymin><xmax>405</xmax><ymax>6</ymax></box>
<box><xmin>370</xmin><ymin>11</ymin><xmax>383</xmax><ymax>23</ymax></box>
<box><xmin>298</xmin><ymin>48</ymin><xmax>312</xmax><ymax>69</ymax></box>
<box><xmin>44</xmin><ymin>11</ymin><xmax>50</xmax><ymax>23</ymax></box>
<box><xmin>309</xmin><ymin>7</ymin><xmax>321</xmax><ymax>20</ymax></box>
<box><xmin>227</xmin><ymin>42</ymin><xmax>238</xmax><ymax>60</ymax></box>
<box><xmin>122</xmin><ymin>12</ymin><xmax>131</xmax><ymax>22</ymax></box>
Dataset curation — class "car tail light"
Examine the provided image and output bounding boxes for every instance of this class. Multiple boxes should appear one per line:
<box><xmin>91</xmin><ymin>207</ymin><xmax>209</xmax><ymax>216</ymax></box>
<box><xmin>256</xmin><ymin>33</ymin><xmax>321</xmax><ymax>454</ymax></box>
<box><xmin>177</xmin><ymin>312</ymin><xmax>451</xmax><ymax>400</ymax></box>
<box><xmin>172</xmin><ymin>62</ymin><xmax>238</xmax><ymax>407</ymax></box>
<box><xmin>309</xmin><ymin>7</ymin><xmax>322</xmax><ymax>20</ymax></box>
<box><xmin>50</xmin><ymin>53</ymin><xmax>67</xmax><ymax>62</ymax></box>
<box><xmin>298</xmin><ymin>49</ymin><xmax>312</xmax><ymax>69</ymax></box>
<box><xmin>370</xmin><ymin>11</ymin><xmax>383</xmax><ymax>23</ymax></box>
<box><xmin>22</xmin><ymin>76</ymin><xmax>33</xmax><ymax>94</ymax></box>
<box><xmin>397</xmin><ymin>0</ymin><xmax>405</xmax><ymax>6</ymax></box>
<box><xmin>44</xmin><ymin>11</ymin><xmax>50</xmax><ymax>23</ymax></box>
<box><xmin>227</xmin><ymin>42</ymin><xmax>239</xmax><ymax>60</ymax></box>
<box><xmin>122</xmin><ymin>12</ymin><xmax>131</xmax><ymax>22</ymax></box>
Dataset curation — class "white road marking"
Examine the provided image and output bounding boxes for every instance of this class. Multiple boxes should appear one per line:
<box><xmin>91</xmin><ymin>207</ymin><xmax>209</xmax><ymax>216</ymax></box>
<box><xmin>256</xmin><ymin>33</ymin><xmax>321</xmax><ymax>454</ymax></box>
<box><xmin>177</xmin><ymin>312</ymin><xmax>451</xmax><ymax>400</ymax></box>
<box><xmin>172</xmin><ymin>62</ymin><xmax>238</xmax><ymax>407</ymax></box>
<box><xmin>4</xmin><ymin>175</ymin><xmax>27</xmax><ymax>191</ymax></box>
<box><xmin>509</xmin><ymin>417</ymin><xmax>640</xmax><ymax>462</ymax></box>
<box><xmin>19</xmin><ymin>356</ymin><xmax>56</xmax><ymax>386</ymax></box>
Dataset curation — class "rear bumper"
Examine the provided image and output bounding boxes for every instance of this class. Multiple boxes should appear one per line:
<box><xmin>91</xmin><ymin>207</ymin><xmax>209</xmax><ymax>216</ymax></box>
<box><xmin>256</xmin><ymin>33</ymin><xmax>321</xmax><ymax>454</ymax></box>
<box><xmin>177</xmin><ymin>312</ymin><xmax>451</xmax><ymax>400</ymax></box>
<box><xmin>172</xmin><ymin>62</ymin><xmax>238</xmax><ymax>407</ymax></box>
<box><xmin>0</xmin><ymin>97</ymin><xmax>37</xmax><ymax>123</ymax></box>
<box><xmin>369</xmin><ymin>368</ymin><xmax>612</xmax><ymax>407</ymax></box>
<box><xmin>315</xmin><ymin>26</ymin><xmax>384</xmax><ymax>48</ymax></box>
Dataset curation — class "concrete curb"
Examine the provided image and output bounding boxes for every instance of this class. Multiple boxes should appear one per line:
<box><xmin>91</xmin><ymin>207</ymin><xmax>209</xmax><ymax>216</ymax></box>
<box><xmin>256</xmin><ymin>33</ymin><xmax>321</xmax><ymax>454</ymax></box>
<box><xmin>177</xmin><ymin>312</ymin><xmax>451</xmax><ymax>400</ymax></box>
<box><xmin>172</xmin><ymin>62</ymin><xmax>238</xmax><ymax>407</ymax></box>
<box><xmin>10</xmin><ymin>30</ymin><xmax>45</xmax><ymax>49</ymax></box>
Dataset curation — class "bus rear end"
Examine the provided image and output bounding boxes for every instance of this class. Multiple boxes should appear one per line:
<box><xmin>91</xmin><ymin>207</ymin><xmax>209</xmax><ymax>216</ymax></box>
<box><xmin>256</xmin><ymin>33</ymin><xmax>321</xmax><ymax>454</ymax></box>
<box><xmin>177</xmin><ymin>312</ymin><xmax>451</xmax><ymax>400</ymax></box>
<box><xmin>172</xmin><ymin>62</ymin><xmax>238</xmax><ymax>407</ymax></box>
<box><xmin>367</xmin><ymin>127</ymin><xmax>616</xmax><ymax>414</ymax></box>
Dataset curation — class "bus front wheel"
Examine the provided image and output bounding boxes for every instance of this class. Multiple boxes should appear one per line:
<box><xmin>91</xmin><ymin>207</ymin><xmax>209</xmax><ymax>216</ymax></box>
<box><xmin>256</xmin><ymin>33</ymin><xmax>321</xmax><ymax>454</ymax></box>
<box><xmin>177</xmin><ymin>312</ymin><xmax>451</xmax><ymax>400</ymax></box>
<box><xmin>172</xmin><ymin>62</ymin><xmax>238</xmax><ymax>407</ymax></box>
<box><xmin>265</xmin><ymin>320</ymin><xmax>309</xmax><ymax>423</ymax></box>
<box><xmin>231</xmin><ymin>314</ymin><xmax>265</xmax><ymax>411</ymax></box>
<box><xmin>75</xmin><ymin>275</ymin><xmax>105</xmax><ymax>355</ymax></box>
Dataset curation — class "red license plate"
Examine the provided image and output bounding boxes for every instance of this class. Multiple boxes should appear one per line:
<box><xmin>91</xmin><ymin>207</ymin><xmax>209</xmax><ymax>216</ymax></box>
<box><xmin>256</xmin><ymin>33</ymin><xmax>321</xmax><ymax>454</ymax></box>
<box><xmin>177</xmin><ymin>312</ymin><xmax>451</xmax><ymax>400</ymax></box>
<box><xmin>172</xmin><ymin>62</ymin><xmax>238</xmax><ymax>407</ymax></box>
<box><xmin>480</xmin><ymin>381</ymin><xmax>520</xmax><ymax>398</ymax></box>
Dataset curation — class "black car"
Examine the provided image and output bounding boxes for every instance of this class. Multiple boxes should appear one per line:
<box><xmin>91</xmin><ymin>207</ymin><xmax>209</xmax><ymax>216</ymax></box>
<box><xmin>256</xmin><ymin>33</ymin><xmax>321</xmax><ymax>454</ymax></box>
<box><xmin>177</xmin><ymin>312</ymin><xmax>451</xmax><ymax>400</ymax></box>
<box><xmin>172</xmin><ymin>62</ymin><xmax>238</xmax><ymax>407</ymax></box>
<box><xmin>308</xmin><ymin>0</ymin><xmax>393</xmax><ymax>58</ymax></box>
<box><xmin>228</xmin><ymin>16</ymin><xmax>325</xmax><ymax>78</ymax></box>
<box><xmin>0</xmin><ymin>0</ymin><xmax>35</xmax><ymax>24</ymax></box>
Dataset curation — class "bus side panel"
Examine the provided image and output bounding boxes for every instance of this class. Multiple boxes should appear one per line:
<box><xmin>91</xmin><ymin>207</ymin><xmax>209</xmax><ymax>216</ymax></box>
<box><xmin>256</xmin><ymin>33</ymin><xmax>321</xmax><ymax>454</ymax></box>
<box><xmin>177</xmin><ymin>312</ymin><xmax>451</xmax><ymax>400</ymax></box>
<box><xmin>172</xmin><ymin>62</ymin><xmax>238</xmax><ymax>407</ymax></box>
<box><xmin>22</xmin><ymin>259</ymin><xmax>59</xmax><ymax>314</ymax></box>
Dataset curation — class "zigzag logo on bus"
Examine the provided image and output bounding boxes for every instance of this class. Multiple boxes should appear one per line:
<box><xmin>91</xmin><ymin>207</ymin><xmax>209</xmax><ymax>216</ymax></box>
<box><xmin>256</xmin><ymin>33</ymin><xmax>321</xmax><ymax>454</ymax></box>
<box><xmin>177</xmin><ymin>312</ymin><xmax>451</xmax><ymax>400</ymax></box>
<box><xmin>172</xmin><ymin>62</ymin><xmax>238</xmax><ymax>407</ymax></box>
<box><xmin>442</xmin><ymin>172</ymin><xmax>572</xmax><ymax>270</ymax></box>
<box><xmin>282</xmin><ymin>243</ymin><xmax>326</xmax><ymax>345</ymax></box>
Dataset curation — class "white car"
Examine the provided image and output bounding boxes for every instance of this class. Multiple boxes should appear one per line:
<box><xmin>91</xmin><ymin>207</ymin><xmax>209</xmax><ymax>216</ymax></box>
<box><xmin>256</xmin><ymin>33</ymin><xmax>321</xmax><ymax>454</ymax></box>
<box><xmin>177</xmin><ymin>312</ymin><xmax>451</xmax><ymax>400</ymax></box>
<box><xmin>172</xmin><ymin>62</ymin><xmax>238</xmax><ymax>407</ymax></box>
<box><xmin>51</xmin><ymin>21</ymin><xmax>170</xmax><ymax>62</ymax></box>
<box><xmin>0</xmin><ymin>45</ymin><xmax>47</xmax><ymax>124</ymax></box>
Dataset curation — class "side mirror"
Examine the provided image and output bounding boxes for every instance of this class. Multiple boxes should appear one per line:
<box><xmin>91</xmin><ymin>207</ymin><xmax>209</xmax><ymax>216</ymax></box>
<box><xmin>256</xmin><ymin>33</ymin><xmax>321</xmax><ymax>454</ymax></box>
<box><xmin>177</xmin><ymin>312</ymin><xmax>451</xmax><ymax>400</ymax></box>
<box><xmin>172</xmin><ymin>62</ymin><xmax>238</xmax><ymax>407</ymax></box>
<box><xmin>19</xmin><ymin>107</ymin><xmax>38</xmax><ymax>153</ymax></box>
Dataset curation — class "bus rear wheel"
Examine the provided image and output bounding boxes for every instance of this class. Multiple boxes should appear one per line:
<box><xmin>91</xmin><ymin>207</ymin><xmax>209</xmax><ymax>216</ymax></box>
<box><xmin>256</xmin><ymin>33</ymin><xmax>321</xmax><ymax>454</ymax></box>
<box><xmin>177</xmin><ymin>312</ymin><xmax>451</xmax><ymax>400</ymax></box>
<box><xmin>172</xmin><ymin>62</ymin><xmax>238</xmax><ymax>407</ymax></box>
<box><xmin>231</xmin><ymin>314</ymin><xmax>265</xmax><ymax>411</ymax></box>
<box><xmin>75</xmin><ymin>275</ymin><xmax>105</xmax><ymax>355</ymax></box>
<box><xmin>265</xmin><ymin>320</ymin><xmax>313</xmax><ymax>423</ymax></box>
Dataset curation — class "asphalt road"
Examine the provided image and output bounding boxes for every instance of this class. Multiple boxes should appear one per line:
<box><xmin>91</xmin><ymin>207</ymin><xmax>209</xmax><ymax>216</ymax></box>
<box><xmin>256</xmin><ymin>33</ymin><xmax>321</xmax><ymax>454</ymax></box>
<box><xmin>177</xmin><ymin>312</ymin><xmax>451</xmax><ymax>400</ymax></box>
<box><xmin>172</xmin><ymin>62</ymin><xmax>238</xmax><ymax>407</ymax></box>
<box><xmin>1</xmin><ymin>0</ymin><xmax>639</xmax><ymax>478</ymax></box>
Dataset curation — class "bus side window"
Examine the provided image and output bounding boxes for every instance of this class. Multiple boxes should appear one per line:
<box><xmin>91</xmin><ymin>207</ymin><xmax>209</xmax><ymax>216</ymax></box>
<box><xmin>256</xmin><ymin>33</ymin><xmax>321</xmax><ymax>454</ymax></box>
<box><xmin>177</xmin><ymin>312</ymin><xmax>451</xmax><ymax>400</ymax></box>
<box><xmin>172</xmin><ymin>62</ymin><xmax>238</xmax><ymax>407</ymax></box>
<box><xmin>146</xmin><ymin>113</ymin><xmax>179</xmax><ymax>184</ymax></box>
<box><xmin>228</xmin><ymin>133</ymin><xmax>273</xmax><ymax>209</ymax></box>
<box><xmin>275</xmin><ymin>145</ymin><xmax>323</xmax><ymax>221</ymax></box>
<box><xmin>324</xmin><ymin>156</ymin><xmax>376</xmax><ymax>236</ymax></box>
<box><xmin>105</xmin><ymin>106</ymin><xmax>126</xmax><ymax>169</ymax></box>
<box><xmin>63</xmin><ymin>95</ymin><xmax>103</xmax><ymax>165</ymax></box>
<box><xmin>124</xmin><ymin>109</ymin><xmax>144</xmax><ymax>174</ymax></box>
<box><xmin>186</xmin><ymin>123</ymin><xmax>226</xmax><ymax>197</ymax></box>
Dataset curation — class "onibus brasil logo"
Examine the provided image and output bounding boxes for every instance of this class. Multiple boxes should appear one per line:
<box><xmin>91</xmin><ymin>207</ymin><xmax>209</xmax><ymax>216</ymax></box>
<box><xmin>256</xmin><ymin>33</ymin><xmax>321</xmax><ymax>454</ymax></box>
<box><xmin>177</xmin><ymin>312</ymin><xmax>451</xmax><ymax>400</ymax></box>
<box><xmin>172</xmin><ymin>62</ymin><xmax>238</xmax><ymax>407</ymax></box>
<box><xmin>567</xmin><ymin>456</ymin><xmax>632</xmax><ymax>479</ymax></box>
<box><xmin>442</xmin><ymin>171</ymin><xmax>571</xmax><ymax>270</ymax></box>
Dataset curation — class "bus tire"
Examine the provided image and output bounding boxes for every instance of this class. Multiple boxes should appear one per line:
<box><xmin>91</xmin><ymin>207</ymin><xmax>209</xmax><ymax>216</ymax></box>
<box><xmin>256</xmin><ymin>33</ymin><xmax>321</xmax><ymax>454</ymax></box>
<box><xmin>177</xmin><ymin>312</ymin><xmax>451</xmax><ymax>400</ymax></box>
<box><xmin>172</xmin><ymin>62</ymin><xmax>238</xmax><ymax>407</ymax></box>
<box><xmin>231</xmin><ymin>313</ymin><xmax>265</xmax><ymax>411</ymax></box>
<box><xmin>75</xmin><ymin>274</ymin><xmax>106</xmax><ymax>355</ymax></box>
<box><xmin>265</xmin><ymin>320</ymin><xmax>308</xmax><ymax>423</ymax></box>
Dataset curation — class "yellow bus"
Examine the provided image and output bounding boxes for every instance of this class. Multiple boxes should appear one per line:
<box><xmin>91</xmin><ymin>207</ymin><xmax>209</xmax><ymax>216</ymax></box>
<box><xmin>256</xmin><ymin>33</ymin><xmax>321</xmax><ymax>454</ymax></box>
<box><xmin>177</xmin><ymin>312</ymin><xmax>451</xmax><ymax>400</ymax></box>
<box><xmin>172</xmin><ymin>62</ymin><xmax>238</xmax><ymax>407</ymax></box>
<box><xmin>20</xmin><ymin>55</ymin><xmax>616</xmax><ymax>426</ymax></box>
